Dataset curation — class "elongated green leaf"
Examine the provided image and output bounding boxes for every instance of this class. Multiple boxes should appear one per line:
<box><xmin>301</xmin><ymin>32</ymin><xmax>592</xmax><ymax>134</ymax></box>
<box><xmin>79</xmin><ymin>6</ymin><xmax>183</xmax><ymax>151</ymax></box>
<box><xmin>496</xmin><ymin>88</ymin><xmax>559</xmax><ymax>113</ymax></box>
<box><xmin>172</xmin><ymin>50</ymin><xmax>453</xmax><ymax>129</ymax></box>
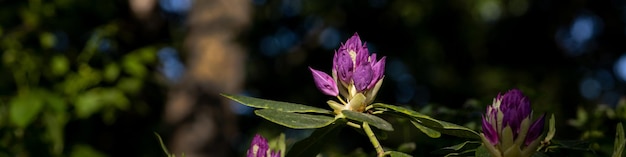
<box><xmin>432</xmin><ymin>141</ymin><xmax>481</xmax><ymax>155</ymax></box>
<box><xmin>411</xmin><ymin>120</ymin><xmax>441</xmax><ymax>138</ymax></box>
<box><xmin>222</xmin><ymin>94</ymin><xmax>332</xmax><ymax>114</ymax></box>
<box><xmin>544</xmin><ymin>114</ymin><xmax>556</xmax><ymax>143</ymax></box>
<box><xmin>341</xmin><ymin>110</ymin><xmax>394</xmax><ymax>131</ymax></box>
<box><xmin>386</xmin><ymin>151</ymin><xmax>413</xmax><ymax>157</ymax></box>
<box><xmin>287</xmin><ymin>119</ymin><xmax>346</xmax><ymax>157</ymax></box>
<box><xmin>613</xmin><ymin>122</ymin><xmax>625</xmax><ymax>157</ymax></box>
<box><xmin>373</xmin><ymin>103</ymin><xmax>479</xmax><ymax>139</ymax></box>
<box><xmin>255</xmin><ymin>109</ymin><xmax>335</xmax><ymax>129</ymax></box>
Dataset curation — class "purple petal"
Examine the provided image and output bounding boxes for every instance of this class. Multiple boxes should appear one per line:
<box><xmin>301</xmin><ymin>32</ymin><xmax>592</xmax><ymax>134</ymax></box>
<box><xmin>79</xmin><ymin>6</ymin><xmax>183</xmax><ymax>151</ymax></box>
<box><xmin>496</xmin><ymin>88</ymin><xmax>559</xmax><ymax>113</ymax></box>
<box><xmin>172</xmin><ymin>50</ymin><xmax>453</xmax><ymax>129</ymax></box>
<box><xmin>334</xmin><ymin>50</ymin><xmax>353</xmax><ymax>83</ymax></box>
<box><xmin>353</xmin><ymin>63</ymin><xmax>373</xmax><ymax>92</ymax></box>
<box><xmin>368</xmin><ymin>56</ymin><xmax>386</xmax><ymax>89</ymax></box>
<box><xmin>344</xmin><ymin>33</ymin><xmax>363</xmax><ymax>53</ymax></box>
<box><xmin>247</xmin><ymin>134</ymin><xmax>269</xmax><ymax>157</ymax></box>
<box><xmin>482</xmin><ymin>116</ymin><xmax>499</xmax><ymax>145</ymax></box>
<box><xmin>355</xmin><ymin>41</ymin><xmax>369</xmax><ymax>65</ymax></box>
<box><xmin>525</xmin><ymin>114</ymin><xmax>546</xmax><ymax>146</ymax></box>
<box><xmin>309</xmin><ymin>67</ymin><xmax>339</xmax><ymax>96</ymax></box>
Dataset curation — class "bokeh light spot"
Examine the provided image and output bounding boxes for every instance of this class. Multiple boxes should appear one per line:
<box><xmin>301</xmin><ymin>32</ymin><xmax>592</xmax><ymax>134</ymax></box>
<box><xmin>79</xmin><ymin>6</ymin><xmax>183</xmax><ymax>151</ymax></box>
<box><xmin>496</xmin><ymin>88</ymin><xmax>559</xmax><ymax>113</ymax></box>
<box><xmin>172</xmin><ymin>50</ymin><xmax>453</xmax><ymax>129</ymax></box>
<box><xmin>614</xmin><ymin>53</ymin><xmax>626</xmax><ymax>82</ymax></box>
<box><xmin>580</xmin><ymin>77</ymin><xmax>601</xmax><ymax>100</ymax></box>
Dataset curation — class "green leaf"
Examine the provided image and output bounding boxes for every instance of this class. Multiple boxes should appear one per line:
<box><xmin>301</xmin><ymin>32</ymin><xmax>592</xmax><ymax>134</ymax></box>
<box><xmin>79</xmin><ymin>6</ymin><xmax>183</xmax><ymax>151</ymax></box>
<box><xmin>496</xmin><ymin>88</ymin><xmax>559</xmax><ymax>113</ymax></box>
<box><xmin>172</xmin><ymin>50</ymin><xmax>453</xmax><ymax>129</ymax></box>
<box><xmin>50</xmin><ymin>55</ymin><xmax>69</xmax><ymax>76</ymax></box>
<box><xmin>155</xmin><ymin>132</ymin><xmax>172</xmax><ymax>157</ymax></box>
<box><xmin>543</xmin><ymin>114</ymin><xmax>556</xmax><ymax>143</ymax></box>
<box><xmin>372</xmin><ymin>103</ymin><xmax>479</xmax><ymax>139</ymax></box>
<box><xmin>396</xmin><ymin>142</ymin><xmax>416</xmax><ymax>153</ymax></box>
<box><xmin>341</xmin><ymin>110</ymin><xmax>394</xmax><ymax>131</ymax></box>
<box><xmin>287</xmin><ymin>119</ymin><xmax>346</xmax><ymax>157</ymax></box>
<box><xmin>385</xmin><ymin>151</ymin><xmax>413</xmax><ymax>157</ymax></box>
<box><xmin>74</xmin><ymin>88</ymin><xmax>129</xmax><ymax>119</ymax></box>
<box><xmin>410</xmin><ymin>120</ymin><xmax>441</xmax><ymax>138</ymax></box>
<box><xmin>474</xmin><ymin>144</ymin><xmax>492</xmax><ymax>157</ymax></box>
<box><xmin>432</xmin><ymin>141</ymin><xmax>481</xmax><ymax>155</ymax></box>
<box><xmin>44</xmin><ymin>112</ymin><xmax>68</xmax><ymax>155</ymax></box>
<box><xmin>222</xmin><ymin>94</ymin><xmax>332</xmax><ymax>114</ymax></box>
<box><xmin>255</xmin><ymin>109</ymin><xmax>335</xmax><ymax>129</ymax></box>
<box><xmin>613</xmin><ymin>122</ymin><xmax>625</xmax><ymax>157</ymax></box>
<box><xmin>9</xmin><ymin>92</ymin><xmax>44</xmax><ymax>128</ymax></box>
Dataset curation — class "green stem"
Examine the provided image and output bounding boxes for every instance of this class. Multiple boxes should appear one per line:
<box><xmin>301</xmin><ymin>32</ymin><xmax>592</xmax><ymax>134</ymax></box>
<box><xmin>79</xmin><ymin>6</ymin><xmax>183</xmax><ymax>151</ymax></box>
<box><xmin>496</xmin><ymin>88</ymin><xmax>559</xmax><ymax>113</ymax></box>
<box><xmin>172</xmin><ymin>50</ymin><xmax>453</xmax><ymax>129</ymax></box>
<box><xmin>363</xmin><ymin>122</ymin><xmax>385</xmax><ymax>157</ymax></box>
<box><xmin>336</xmin><ymin>95</ymin><xmax>348</xmax><ymax>105</ymax></box>
<box><xmin>346</xmin><ymin>121</ymin><xmax>362</xmax><ymax>129</ymax></box>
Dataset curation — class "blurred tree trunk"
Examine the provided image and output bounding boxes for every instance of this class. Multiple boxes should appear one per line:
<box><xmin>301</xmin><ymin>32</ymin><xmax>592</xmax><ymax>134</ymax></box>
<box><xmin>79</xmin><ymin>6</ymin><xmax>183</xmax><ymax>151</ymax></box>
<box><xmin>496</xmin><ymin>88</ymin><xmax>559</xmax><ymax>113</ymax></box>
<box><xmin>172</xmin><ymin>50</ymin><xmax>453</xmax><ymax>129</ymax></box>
<box><xmin>164</xmin><ymin>0</ymin><xmax>250</xmax><ymax>156</ymax></box>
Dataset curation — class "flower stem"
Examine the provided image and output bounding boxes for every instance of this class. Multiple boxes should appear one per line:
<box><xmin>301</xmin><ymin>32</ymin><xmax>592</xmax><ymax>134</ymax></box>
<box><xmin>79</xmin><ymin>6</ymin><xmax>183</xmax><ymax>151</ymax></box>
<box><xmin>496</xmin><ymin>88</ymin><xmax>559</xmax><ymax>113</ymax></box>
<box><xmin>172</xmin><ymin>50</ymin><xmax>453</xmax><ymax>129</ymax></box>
<box><xmin>363</xmin><ymin>122</ymin><xmax>385</xmax><ymax>157</ymax></box>
<box><xmin>336</xmin><ymin>95</ymin><xmax>348</xmax><ymax>105</ymax></box>
<box><xmin>346</xmin><ymin>121</ymin><xmax>362</xmax><ymax>129</ymax></box>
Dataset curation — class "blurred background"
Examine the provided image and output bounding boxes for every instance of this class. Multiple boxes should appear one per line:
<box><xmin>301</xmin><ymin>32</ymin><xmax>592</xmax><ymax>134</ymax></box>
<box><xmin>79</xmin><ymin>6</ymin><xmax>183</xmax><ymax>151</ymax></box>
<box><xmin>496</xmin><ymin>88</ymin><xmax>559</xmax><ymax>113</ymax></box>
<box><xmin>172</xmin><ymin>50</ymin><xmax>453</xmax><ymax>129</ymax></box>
<box><xmin>1</xmin><ymin>0</ymin><xmax>626</xmax><ymax>156</ymax></box>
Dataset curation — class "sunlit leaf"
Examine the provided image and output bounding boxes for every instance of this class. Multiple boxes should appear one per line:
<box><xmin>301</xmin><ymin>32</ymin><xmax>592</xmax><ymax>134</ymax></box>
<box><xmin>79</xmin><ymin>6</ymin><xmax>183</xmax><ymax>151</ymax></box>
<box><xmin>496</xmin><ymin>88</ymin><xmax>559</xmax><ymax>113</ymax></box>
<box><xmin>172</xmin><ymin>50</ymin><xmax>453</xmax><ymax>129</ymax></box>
<box><xmin>117</xmin><ymin>77</ymin><xmax>143</xmax><ymax>94</ymax></box>
<box><xmin>341</xmin><ymin>110</ymin><xmax>394</xmax><ymax>131</ymax></box>
<box><xmin>44</xmin><ymin>112</ymin><xmax>67</xmax><ymax>155</ymax></box>
<box><xmin>50</xmin><ymin>56</ymin><xmax>69</xmax><ymax>77</ymax></box>
<box><xmin>40</xmin><ymin>32</ymin><xmax>55</xmax><ymax>49</ymax></box>
<box><xmin>74</xmin><ymin>88</ymin><xmax>129</xmax><ymax>119</ymax></box>
<box><xmin>222</xmin><ymin>94</ymin><xmax>332</xmax><ymax>114</ymax></box>
<box><xmin>123</xmin><ymin>55</ymin><xmax>147</xmax><ymax>77</ymax></box>
<box><xmin>372</xmin><ymin>103</ymin><xmax>479</xmax><ymax>139</ymax></box>
<box><xmin>9</xmin><ymin>91</ymin><xmax>44</xmax><ymax>128</ymax></box>
<box><xmin>410</xmin><ymin>120</ymin><xmax>441</xmax><ymax>138</ymax></box>
<box><xmin>255</xmin><ymin>109</ymin><xmax>335</xmax><ymax>129</ymax></box>
<box><xmin>103</xmin><ymin>63</ymin><xmax>120</xmax><ymax>82</ymax></box>
<box><xmin>287</xmin><ymin>119</ymin><xmax>346</xmax><ymax>157</ymax></box>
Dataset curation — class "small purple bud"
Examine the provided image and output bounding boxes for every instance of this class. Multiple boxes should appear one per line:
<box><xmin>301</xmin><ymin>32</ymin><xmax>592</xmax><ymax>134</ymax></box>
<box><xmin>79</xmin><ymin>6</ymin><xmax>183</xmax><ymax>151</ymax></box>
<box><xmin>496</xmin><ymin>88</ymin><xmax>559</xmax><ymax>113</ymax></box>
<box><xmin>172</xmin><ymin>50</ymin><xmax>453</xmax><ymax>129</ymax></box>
<box><xmin>353</xmin><ymin>63</ymin><xmax>373</xmax><ymax>92</ymax></box>
<box><xmin>525</xmin><ymin>114</ymin><xmax>546</xmax><ymax>146</ymax></box>
<box><xmin>482</xmin><ymin>116</ymin><xmax>499</xmax><ymax>145</ymax></box>
<box><xmin>309</xmin><ymin>67</ymin><xmax>339</xmax><ymax>96</ymax></box>
<box><xmin>247</xmin><ymin>134</ymin><xmax>269</xmax><ymax>157</ymax></box>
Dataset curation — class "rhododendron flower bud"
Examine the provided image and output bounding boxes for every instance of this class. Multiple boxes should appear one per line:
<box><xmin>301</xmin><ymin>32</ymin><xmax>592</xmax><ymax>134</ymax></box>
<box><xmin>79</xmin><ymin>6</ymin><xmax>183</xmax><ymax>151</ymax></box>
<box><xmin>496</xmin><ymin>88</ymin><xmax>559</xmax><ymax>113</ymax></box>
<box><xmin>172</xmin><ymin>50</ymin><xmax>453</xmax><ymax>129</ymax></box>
<box><xmin>480</xmin><ymin>89</ymin><xmax>546</xmax><ymax>157</ymax></box>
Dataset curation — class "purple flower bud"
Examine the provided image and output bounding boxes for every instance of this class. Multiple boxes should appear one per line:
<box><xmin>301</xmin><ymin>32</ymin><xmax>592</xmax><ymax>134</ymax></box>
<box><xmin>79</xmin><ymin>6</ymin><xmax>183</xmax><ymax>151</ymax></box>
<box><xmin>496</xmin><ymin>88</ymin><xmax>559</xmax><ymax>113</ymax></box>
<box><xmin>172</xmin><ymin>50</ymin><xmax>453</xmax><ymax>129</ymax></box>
<box><xmin>480</xmin><ymin>89</ymin><xmax>547</xmax><ymax>157</ymax></box>
<box><xmin>309</xmin><ymin>67</ymin><xmax>339</xmax><ymax>96</ymax></box>
<box><xmin>500</xmin><ymin>89</ymin><xmax>531</xmax><ymax>136</ymax></box>
<box><xmin>525</xmin><ymin>114</ymin><xmax>545</xmax><ymax>145</ymax></box>
<box><xmin>247</xmin><ymin>134</ymin><xmax>269</xmax><ymax>157</ymax></box>
<box><xmin>368</xmin><ymin>55</ymin><xmax>386</xmax><ymax>89</ymax></box>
